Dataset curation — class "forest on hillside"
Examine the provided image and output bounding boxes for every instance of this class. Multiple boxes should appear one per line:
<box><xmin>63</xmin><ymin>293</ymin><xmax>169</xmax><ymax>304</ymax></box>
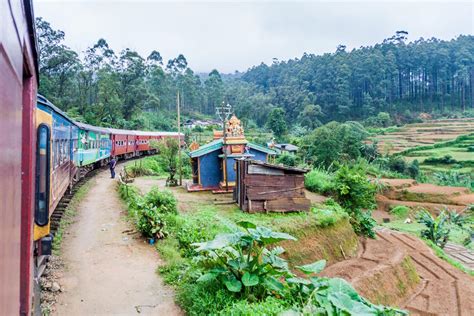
<box><xmin>37</xmin><ymin>17</ymin><xmax>473</xmax><ymax>132</ymax></box>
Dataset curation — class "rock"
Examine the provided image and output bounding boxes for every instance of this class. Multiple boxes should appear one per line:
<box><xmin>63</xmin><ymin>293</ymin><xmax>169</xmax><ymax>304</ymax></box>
<box><xmin>404</xmin><ymin>218</ymin><xmax>412</xmax><ymax>224</ymax></box>
<box><xmin>42</xmin><ymin>281</ymin><xmax>52</xmax><ymax>290</ymax></box>
<box><xmin>51</xmin><ymin>282</ymin><xmax>61</xmax><ymax>292</ymax></box>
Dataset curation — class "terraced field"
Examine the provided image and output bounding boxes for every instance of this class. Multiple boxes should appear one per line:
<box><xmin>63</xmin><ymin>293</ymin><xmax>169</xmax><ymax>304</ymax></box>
<box><xmin>373</xmin><ymin>118</ymin><xmax>474</xmax><ymax>154</ymax></box>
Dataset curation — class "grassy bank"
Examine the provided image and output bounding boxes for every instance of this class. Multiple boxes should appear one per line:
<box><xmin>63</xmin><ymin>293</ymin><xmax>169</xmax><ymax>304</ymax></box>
<box><xmin>117</xmin><ymin>181</ymin><xmax>406</xmax><ymax>315</ymax></box>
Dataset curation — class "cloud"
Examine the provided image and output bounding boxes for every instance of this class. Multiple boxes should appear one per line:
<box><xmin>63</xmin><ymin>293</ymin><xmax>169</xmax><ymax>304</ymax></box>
<box><xmin>36</xmin><ymin>1</ymin><xmax>473</xmax><ymax>73</ymax></box>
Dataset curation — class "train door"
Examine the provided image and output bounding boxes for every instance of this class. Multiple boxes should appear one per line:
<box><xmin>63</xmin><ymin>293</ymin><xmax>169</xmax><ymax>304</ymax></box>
<box><xmin>35</xmin><ymin>124</ymin><xmax>51</xmax><ymax>234</ymax></box>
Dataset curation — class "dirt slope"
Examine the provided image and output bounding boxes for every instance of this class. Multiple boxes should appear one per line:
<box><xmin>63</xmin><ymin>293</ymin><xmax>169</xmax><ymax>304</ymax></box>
<box><xmin>323</xmin><ymin>229</ymin><xmax>474</xmax><ymax>315</ymax></box>
<box><xmin>54</xmin><ymin>170</ymin><xmax>182</xmax><ymax>315</ymax></box>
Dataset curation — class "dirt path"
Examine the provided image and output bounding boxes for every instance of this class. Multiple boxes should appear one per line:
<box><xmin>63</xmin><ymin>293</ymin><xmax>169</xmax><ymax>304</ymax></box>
<box><xmin>54</xmin><ymin>169</ymin><xmax>182</xmax><ymax>316</ymax></box>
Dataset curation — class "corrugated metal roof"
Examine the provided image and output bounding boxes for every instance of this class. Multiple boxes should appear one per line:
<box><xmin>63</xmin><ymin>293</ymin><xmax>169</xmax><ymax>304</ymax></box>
<box><xmin>189</xmin><ymin>138</ymin><xmax>223</xmax><ymax>158</ymax></box>
<box><xmin>244</xmin><ymin>159</ymin><xmax>308</xmax><ymax>173</ymax></box>
<box><xmin>248</xmin><ymin>142</ymin><xmax>277</xmax><ymax>155</ymax></box>
<box><xmin>189</xmin><ymin>139</ymin><xmax>277</xmax><ymax>158</ymax></box>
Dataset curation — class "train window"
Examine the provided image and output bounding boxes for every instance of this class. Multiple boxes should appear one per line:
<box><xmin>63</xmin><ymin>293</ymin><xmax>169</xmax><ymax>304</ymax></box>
<box><xmin>35</xmin><ymin>124</ymin><xmax>50</xmax><ymax>226</ymax></box>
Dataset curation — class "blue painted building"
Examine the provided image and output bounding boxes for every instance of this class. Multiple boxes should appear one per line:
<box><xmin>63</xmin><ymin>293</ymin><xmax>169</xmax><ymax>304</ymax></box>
<box><xmin>188</xmin><ymin>116</ymin><xmax>276</xmax><ymax>191</ymax></box>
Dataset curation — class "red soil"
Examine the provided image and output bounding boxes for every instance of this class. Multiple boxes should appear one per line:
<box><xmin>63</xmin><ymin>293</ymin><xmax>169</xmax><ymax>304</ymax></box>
<box><xmin>323</xmin><ymin>229</ymin><xmax>474</xmax><ymax>315</ymax></box>
<box><xmin>377</xmin><ymin>179</ymin><xmax>473</xmax><ymax>213</ymax></box>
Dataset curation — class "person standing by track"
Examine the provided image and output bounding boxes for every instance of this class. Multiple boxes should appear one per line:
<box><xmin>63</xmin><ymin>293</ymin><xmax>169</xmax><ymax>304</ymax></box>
<box><xmin>109</xmin><ymin>156</ymin><xmax>117</xmax><ymax>179</ymax></box>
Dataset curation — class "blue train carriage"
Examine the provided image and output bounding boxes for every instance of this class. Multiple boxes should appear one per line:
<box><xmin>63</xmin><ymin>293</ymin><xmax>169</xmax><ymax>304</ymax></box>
<box><xmin>74</xmin><ymin>121</ymin><xmax>111</xmax><ymax>174</ymax></box>
<box><xmin>35</xmin><ymin>95</ymin><xmax>77</xmax><ymax>248</ymax></box>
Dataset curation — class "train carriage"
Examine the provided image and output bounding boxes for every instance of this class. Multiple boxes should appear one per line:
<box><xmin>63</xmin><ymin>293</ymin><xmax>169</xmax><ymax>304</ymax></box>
<box><xmin>0</xmin><ymin>1</ymin><xmax>38</xmax><ymax>314</ymax></box>
<box><xmin>108</xmin><ymin>128</ymin><xmax>137</xmax><ymax>159</ymax></box>
<box><xmin>75</xmin><ymin>122</ymin><xmax>111</xmax><ymax>171</ymax></box>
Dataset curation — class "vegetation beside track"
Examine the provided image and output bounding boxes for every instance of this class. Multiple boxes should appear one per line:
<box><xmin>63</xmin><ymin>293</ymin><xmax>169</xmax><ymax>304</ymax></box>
<box><xmin>117</xmin><ymin>178</ymin><xmax>409</xmax><ymax>315</ymax></box>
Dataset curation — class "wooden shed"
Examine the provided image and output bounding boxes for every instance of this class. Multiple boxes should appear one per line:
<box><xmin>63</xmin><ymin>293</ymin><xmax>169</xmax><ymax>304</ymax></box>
<box><xmin>234</xmin><ymin>159</ymin><xmax>311</xmax><ymax>213</ymax></box>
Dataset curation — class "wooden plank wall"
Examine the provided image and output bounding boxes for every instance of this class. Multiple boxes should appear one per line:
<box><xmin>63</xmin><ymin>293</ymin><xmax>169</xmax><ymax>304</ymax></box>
<box><xmin>235</xmin><ymin>160</ymin><xmax>310</xmax><ymax>213</ymax></box>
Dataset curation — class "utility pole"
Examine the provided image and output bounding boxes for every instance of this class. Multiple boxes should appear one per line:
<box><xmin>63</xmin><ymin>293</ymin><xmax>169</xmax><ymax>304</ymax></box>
<box><xmin>216</xmin><ymin>101</ymin><xmax>232</xmax><ymax>192</ymax></box>
<box><xmin>177</xmin><ymin>91</ymin><xmax>182</xmax><ymax>186</ymax></box>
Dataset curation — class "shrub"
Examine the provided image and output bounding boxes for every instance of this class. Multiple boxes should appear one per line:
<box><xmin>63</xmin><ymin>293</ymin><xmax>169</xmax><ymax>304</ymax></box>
<box><xmin>334</xmin><ymin>164</ymin><xmax>377</xmax><ymax>211</ymax></box>
<box><xmin>144</xmin><ymin>187</ymin><xmax>177</xmax><ymax>214</ymax></box>
<box><xmin>424</xmin><ymin>155</ymin><xmax>457</xmax><ymax>165</ymax></box>
<box><xmin>136</xmin><ymin>206</ymin><xmax>168</xmax><ymax>239</ymax></box>
<box><xmin>334</xmin><ymin>163</ymin><xmax>377</xmax><ymax>238</ymax></box>
<box><xmin>276</xmin><ymin>152</ymin><xmax>298</xmax><ymax>167</ymax></box>
<box><xmin>407</xmin><ymin>159</ymin><xmax>420</xmax><ymax>179</ymax></box>
<box><xmin>416</xmin><ymin>210</ymin><xmax>450</xmax><ymax>248</ymax></box>
<box><xmin>387</xmin><ymin>156</ymin><xmax>407</xmax><ymax>174</ymax></box>
<box><xmin>304</xmin><ymin>168</ymin><xmax>335</xmax><ymax>194</ymax></box>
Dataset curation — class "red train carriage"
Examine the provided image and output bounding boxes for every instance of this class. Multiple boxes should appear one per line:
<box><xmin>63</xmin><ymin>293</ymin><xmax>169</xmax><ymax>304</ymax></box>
<box><xmin>108</xmin><ymin>128</ymin><xmax>137</xmax><ymax>159</ymax></box>
<box><xmin>0</xmin><ymin>0</ymin><xmax>38</xmax><ymax>315</ymax></box>
<box><xmin>135</xmin><ymin>131</ymin><xmax>151</xmax><ymax>154</ymax></box>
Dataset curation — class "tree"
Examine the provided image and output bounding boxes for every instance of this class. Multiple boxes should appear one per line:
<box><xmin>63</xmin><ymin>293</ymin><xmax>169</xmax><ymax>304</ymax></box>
<box><xmin>205</xmin><ymin>70</ymin><xmax>224</xmax><ymax>114</ymax></box>
<box><xmin>266</xmin><ymin>107</ymin><xmax>287</xmax><ymax>140</ymax></box>
<box><xmin>298</xmin><ymin>104</ymin><xmax>323</xmax><ymax>129</ymax></box>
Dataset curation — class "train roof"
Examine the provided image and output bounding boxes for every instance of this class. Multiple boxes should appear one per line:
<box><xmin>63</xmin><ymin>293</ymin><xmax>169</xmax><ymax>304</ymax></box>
<box><xmin>37</xmin><ymin>94</ymin><xmax>75</xmax><ymax>124</ymax></box>
<box><xmin>107</xmin><ymin>128</ymin><xmax>183</xmax><ymax>137</ymax></box>
<box><xmin>74</xmin><ymin>121</ymin><xmax>111</xmax><ymax>134</ymax></box>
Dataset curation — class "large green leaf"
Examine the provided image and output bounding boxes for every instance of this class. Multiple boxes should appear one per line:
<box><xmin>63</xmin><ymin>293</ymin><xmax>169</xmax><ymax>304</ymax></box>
<box><xmin>263</xmin><ymin>277</ymin><xmax>285</xmax><ymax>293</ymax></box>
<box><xmin>237</xmin><ymin>221</ymin><xmax>257</xmax><ymax>229</ymax></box>
<box><xmin>197</xmin><ymin>272</ymin><xmax>218</xmax><ymax>282</ymax></box>
<box><xmin>327</xmin><ymin>278</ymin><xmax>360</xmax><ymax>300</ymax></box>
<box><xmin>328</xmin><ymin>292</ymin><xmax>377</xmax><ymax>315</ymax></box>
<box><xmin>224</xmin><ymin>278</ymin><xmax>242</xmax><ymax>292</ymax></box>
<box><xmin>286</xmin><ymin>277</ymin><xmax>311</xmax><ymax>285</ymax></box>
<box><xmin>249</xmin><ymin>227</ymin><xmax>297</xmax><ymax>245</ymax></box>
<box><xmin>296</xmin><ymin>259</ymin><xmax>326</xmax><ymax>275</ymax></box>
<box><xmin>192</xmin><ymin>232</ymin><xmax>241</xmax><ymax>251</ymax></box>
<box><xmin>242</xmin><ymin>272</ymin><xmax>259</xmax><ymax>287</ymax></box>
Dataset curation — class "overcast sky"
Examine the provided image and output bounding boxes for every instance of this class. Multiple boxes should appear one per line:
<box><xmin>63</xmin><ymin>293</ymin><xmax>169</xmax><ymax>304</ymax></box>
<box><xmin>36</xmin><ymin>0</ymin><xmax>473</xmax><ymax>73</ymax></box>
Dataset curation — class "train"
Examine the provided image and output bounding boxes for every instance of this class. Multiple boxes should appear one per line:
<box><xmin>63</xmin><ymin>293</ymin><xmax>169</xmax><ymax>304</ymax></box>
<box><xmin>1</xmin><ymin>1</ymin><xmax>182</xmax><ymax>314</ymax></box>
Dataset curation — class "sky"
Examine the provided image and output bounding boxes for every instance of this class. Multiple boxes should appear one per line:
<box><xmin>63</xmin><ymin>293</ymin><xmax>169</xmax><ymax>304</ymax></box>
<box><xmin>36</xmin><ymin>0</ymin><xmax>473</xmax><ymax>73</ymax></box>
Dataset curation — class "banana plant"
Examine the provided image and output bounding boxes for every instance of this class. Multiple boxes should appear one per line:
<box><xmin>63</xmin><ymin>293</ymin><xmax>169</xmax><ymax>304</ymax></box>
<box><xmin>417</xmin><ymin>210</ymin><xmax>450</xmax><ymax>248</ymax></box>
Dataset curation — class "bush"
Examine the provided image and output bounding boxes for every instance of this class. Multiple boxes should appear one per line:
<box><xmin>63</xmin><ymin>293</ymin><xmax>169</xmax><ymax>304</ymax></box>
<box><xmin>424</xmin><ymin>155</ymin><xmax>457</xmax><ymax>165</ymax></box>
<box><xmin>387</xmin><ymin>156</ymin><xmax>407</xmax><ymax>174</ymax></box>
<box><xmin>276</xmin><ymin>152</ymin><xmax>298</xmax><ymax>167</ymax></box>
<box><xmin>407</xmin><ymin>160</ymin><xmax>420</xmax><ymax>179</ymax></box>
<box><xmin>334</xmin><ymin>164</ymin><xmax>377</xmax><ymax>211</ymax></box>
<box><xmin>144</xmin><ymin>187</ymin><xmax>178</xmax><ymax>214</ymax></box>
<box><xmin>304</xmin><ymin>168</ymin><xmax>335</xmax><ymax>194</ymax></box>
<box><xmin>136</xmin><ymin>206</ymin><xmax>168</xmax><ymax>239</ymax></box>
<box><xmin>334</xmin><ymin>163</ymin><xmax>377</xmax><ymax>238</ymax></box>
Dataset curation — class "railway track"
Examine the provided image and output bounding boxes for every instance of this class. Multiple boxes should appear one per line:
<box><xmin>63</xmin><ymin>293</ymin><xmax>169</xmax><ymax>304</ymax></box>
<box><xmin>50</xmin><ymin>169</ymin><xmax>99</xmax><ymax>235</ymax></box>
